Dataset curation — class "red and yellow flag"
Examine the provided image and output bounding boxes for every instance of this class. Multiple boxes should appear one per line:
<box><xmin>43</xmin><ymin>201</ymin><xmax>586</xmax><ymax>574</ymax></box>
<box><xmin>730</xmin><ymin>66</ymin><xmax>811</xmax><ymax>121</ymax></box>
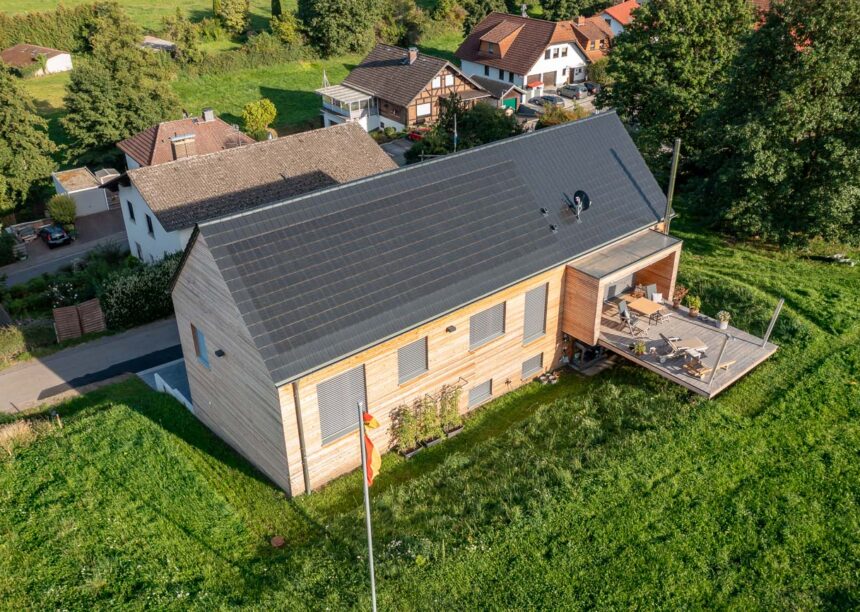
<box><xmin>363</xmin><ymin>412</ymin><xmax>382</xmax><ymax>486</ymax></box>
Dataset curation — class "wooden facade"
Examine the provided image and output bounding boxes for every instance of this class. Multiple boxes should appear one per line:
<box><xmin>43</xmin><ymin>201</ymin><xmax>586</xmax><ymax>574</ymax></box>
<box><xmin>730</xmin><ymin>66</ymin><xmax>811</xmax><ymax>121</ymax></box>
<box><xmin>405</xmin><ymin>66</ymin><xmax>485</xmax><ymax>126</ymax></box>
<box><xmin>172</xmin><ymin>233</ymin><xmax>293</xmax><ymax>493</ymax></box>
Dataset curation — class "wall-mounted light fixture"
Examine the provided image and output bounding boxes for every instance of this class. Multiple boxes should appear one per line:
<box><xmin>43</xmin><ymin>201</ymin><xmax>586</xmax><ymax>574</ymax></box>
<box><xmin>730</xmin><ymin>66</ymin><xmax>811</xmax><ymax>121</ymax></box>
<box><xmin>446</xmin><ymin>325</ymin><xmax>456</xmax><ymax>333</ymax></box>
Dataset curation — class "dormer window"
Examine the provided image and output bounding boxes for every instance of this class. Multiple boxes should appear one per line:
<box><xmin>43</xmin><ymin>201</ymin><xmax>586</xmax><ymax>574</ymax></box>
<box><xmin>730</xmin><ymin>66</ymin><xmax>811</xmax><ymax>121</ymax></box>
<box><xmin>544</xmin><ymin>49</ymin><xmax>551</xmax><ymax>60</ymax></box>
<box><xmin>487</xmin><ymin>42</ymin><xmax>496</xmax><ymax>55</ymax></box>
<box><xmin>552</xmin><ymin>48</ymin><xmax>559</xmax><ymax>58</ymax></box>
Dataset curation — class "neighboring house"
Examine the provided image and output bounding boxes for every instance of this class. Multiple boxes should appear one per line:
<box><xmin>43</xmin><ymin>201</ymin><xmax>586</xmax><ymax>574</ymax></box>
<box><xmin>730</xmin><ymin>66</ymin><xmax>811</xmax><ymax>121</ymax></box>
<box><xmin>0</xmin><ymin>43</ymin><xmax>72</xmax><ymax>76</ymax></box>
<box><xmin>170</xmin><ymin>111</ymin><xmax>779</xmax><ymax>496</ymax></box>
<box><xmin>118</xmin><ymin>122</ymin><xmax>397</xmax><ymax>262</ymax></box>
<box><xmin>316</xmin><ymin>44</ymin><xmax>491</xmax><ymax>133</ymax></box>
<box><xmin>455</xmin><ymin>12</ymin><xmax>590</xmax><ymax>100</ymax></box>
<box><xmin>572</xmin><ymin>15</ymin><xmax>615</xmax><ymax>62</ymax></box>
<box><xmin>52</xmin><ymin>167</ymin><xmax>120</xmax><ymax>217</ymax></box>
<box><xmin>469</xmin><ymin>75</ymin><xmax>527</xmax><ymax>110</ymax></box>
<box><xmin>601</xmin><ymin>0</ymin><xmax>640</xmax><ymax>35</ymax></box>
<box><xmin>141</xmin><ymin>36</ymin><xmax>177</xmax><ymax>53</ymax></box>
<box><xmin>117</xmin><ymin>109</ymin><xmax>254</xmax><ymax>170</ymax></box>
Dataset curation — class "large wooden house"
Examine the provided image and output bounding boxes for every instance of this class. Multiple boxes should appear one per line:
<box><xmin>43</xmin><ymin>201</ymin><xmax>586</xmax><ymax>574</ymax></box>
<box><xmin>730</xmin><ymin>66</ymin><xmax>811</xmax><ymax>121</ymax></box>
<box><xmin>171</xmin><ymin>112</ymin><xmax>777</xmax><ymax>496</ymax></box>
<box><xmin>316</xmin><ymin>44</ymin><xmax>491</xmax><ymax>132</ymax></box>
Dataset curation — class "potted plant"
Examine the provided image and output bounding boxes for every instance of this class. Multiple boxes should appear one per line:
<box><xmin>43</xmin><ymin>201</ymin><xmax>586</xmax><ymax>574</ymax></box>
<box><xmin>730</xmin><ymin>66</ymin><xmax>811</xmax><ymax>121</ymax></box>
<box><xmin>717</xmin><ymin>310</ymin><xmax>731</xmax><ymax>330</ymax></box>
<box><xmin>547</xmin><ymin>371</ymin><xmax>559</xmax><ymax>383</ymax></box>
<box><xmin>392</xmin><ymin>404</ymin><xmax>422</xmax><ymax>458</ymax></box>
<box><xmin>633</xmin><ymin>339</ymin><xmax>647</xmax><ymax>356</ymax></box>
<box><xmin>439</xmin><ymin>385</ymin><xmax>463</xmax><ymax>438</ymax></box>
<box><xmin>417</xmin><ymin>396</ymin><xmax>443</xmax><ymax>448</ymax></box>
<box><xmin>672</xmin><ymin>285</ymin><xmax>688</xmax><ymax>309</ymax></box>
<box><xmin>685</xmin><ymin>295</ymin><xmax>702</xmax><ymax>318</ymax></box>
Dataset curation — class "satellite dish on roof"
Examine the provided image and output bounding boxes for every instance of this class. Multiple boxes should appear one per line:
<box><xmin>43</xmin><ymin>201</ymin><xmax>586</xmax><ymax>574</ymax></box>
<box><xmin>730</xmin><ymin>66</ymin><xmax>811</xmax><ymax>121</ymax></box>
<box><xmin>563</xmin><ymin>190</ymin><xmax>591</xmax><ymax>223</ymax></box>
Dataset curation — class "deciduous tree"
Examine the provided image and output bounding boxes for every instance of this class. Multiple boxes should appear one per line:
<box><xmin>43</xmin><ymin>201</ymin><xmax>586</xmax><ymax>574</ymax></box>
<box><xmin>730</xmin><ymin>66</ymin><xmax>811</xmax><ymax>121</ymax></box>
<box><xmin>696</xmin><ymin>0</ymin><xmax>860</xmax><ymax>244</ymax></box>
<box><xmin>242</xmin><ymin>98</ymin><xmax>277</xmax><ymax>140</ymax></box>
<box><xmin>61</xmin><ymin>11</ymin><xmax>179</xmax><ymax>163</ymax></box>
<box><xmin>218</xmin><ymin>0</ymin><xmax>250</xmax><ymax>34</ymax></box>
<box><xmin>162</xmin><ymin>9</ymin><xmax>204</xmax><ymax>66</ymax></box>
<box><xmin>298</xmin><ymin>0</ymin><xmax>379</xmax><ymax>55</ymax></box>
<box><xmin>0</xmin><ymin>69</ymin><xmax>56</xmax><ymax>215</ymax></box>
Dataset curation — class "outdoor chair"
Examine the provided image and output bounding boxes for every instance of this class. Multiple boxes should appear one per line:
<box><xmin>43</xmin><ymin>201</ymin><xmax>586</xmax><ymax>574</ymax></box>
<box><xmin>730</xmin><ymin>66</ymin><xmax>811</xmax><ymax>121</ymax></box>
<box><xmin>619</xmin><ymin>301</ymin><xmax>647</xmax><ymax>336</ymax></box>
<box><xmin>645</xmin><ymin>284</ymin><xmax>658</xmax><ymax>300</ymax></box>
<box><xmin>658</xmin><ymin>333</ymin><xmax>708</xmax><ymax>362</ymax></box>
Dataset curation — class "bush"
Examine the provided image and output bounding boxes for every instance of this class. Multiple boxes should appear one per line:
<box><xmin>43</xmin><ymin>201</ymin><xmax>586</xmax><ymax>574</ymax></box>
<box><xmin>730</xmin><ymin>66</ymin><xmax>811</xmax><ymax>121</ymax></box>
<box><xmin>391</xmin><ymin>403</ymin><xmax>420</xmax><ymax>451</ymax></box>
<box><xmin>0</xmin><ymin>232</ymin><xmax>15</xmax><ymax>266</ymax></box>
<box><xmin>416</xmin><ymin>395</ymin><xmax>442</xmax><ymax>443</ymax></box>
<box><xmin>536</xmin><ymin>104</ymin><xmax>590</xmax><ymax>129</ymax></box>
<box><xmin>0</xmin><ymin>4</ymin><xmax>122</xmax><ymax>53</ymax></box>
<box><xmin>47</xmin><ymin>194</ymin><xmax>77</xmax><ymax>226</ymax></box>
<box><xmin>242</xmin><ymin>98</ymin><xmax>277</xmax><ymax>141</ymax></box>
<box><xmin>217</xmin><ymin>0</ymin><xmax>250</xmax><ymax>34</ymax></box>
<box><xmin>100</xmin><ymin>253</ymin><xmax>181</xmax><ymax>329</ymax></box>
<box><xmin>270</xmin><ymin>13</ymin><xmax>303</xmax><ymax>46</ymax></box>
<box><xmin>439</xmin><ymin>385</ymin><xmax>462</xmax><ymax>432</ymax></box>
<box><xmin>183</xmin><ymin>35</ymin><xmax>313</xmax><ymax>77</ymax></box>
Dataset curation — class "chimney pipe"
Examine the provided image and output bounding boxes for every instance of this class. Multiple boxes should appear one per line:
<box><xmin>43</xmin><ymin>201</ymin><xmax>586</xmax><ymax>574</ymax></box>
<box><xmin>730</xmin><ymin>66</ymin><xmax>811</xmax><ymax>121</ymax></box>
<box><xmin>576</xmin><ymin>16</ymin><xmax>586</xmax><ymax>26</ymax></box>
<box><xmin>407</xmin><ymin>46</ymin><xmax>418</xmax><ymax>64</ymax></box>
<box><xmin>202</xmin><ymin>108</ymin><xmax>215</xmax><ymax>122</ymax></box>
<box><xmin>521</xmin><ymin>3</ymin><xmax>527</xmax><ymax>17</ymax></box>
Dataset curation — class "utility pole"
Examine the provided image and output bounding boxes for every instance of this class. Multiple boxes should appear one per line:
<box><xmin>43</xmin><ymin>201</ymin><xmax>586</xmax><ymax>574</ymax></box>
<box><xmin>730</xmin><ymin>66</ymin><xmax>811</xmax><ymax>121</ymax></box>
<box><xmin>665</xmin><ymin>137</ymin><xmax>681</xmax><ymax>235</ymax></box>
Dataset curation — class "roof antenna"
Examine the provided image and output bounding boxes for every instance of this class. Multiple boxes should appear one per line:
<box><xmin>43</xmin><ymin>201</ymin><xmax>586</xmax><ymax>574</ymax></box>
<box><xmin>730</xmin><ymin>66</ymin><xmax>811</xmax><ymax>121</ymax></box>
<box><xmin>664</xmin><ymin>137</ymin><xmax>681</xmax><ymax>235</ymax></box>
<box><xmin>563</xmin><ymin>190</ymin><xmax>591</xmax><ymax>222</ymax></box>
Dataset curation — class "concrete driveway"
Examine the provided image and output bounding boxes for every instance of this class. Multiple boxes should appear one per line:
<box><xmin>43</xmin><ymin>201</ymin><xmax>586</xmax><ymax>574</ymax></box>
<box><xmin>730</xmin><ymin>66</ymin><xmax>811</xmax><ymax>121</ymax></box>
<box><xmin>2</xmin><ymin>209</ymin><xmax>126</xmax><ymax>287</ymax></box>
<box><xmin>380</xmin><ymin>138</ymin><xmax>413</xmax><ymax>167</ymax></box>
<box><xmin>0</xmin><ymin>317</ymin><xmax>181</xmax><ymax>413</ymax></box>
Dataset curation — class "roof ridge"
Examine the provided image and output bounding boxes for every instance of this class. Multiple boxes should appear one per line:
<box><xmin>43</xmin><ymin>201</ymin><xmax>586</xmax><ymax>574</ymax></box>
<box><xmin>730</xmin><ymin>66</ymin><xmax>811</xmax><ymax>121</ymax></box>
<box><xmin>485</xmin><ymin>10</ymin><xmax>566</xmax><ymax>25</ymax></box>
<box><xmin>201</xmin><ymin>111</ymin><xmax>619</xmax><ymax>229</ymax></box>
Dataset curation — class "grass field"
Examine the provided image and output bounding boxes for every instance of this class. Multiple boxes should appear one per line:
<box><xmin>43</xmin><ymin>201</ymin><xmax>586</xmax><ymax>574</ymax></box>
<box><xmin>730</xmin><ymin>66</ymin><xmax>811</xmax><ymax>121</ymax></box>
<box><xmin>0</xmin><ymin>0</ymin><xmax>281</xmax><ymax>32</ymax></box>
<box><xmin>1</xmin><ymin>219</ymin><xmax>858</xmax><ymax>609</ymax></box>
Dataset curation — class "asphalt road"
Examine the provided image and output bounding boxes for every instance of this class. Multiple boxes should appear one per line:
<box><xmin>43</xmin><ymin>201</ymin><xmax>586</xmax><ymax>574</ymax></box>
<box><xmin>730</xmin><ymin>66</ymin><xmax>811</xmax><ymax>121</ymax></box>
<box><xmin>0</xmin><ymin>317</ymin><xmax>181</xmax><ymax>413</ymax></box>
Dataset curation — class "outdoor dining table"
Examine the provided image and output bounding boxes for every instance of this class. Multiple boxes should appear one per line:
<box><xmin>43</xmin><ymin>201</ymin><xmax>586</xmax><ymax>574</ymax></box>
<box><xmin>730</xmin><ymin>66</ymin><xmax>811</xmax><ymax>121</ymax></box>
<box><xmin>626</xmin><ymin>297</ymin><xmax>665</xmax><ymax>325</ymax></box>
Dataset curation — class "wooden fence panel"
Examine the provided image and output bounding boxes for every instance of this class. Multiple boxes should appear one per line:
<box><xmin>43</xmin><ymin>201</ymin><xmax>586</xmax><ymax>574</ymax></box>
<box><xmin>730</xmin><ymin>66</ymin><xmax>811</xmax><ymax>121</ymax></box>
<box><xmin>53</xmin><ymin>306</ymin><xmax>82</xmax><ymax>342</ymax></box>
<box><xmin>77</xmin><ymin>298</ymin><xmax>106</xmax><ymax>335</ymax></box>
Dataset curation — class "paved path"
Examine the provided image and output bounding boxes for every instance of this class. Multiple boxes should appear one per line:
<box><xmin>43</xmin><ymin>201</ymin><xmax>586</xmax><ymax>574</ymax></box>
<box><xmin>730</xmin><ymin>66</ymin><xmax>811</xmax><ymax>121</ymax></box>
<box><xmin>0</xmin><ymin>318</ymin><xmax>180</xmax><ymax>414</ymax></box>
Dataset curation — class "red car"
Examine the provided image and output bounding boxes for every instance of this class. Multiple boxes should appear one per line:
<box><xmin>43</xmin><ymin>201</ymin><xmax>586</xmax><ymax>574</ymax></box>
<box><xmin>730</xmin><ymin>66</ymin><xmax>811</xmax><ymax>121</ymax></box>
<box><xmin>407</xmin><ymin>128</ymin><xmax>431</xmax><ymax>142</ymax></box>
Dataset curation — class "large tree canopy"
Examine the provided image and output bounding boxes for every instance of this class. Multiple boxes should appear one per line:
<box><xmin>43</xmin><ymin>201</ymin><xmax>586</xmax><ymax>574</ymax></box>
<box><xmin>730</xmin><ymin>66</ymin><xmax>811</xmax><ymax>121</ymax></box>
<box><xmin>298</xmin><ymin>0</ymin><xmax>380</xmax><ymax>56</ymax></box>
<box><xmin>597</xmin><ymin>0</ymin><xmax>753</xmax><ymax>170</ymax></box>
<box><xmin>0</xmin><ymin>69</ymin><xmax>56</xmax><ymax>215</ymax></box>
<box><xmin>696</xmin><ymin>0</ymin><xmax>860</xmax><ymax>244</ymax></box>
<box><xmin>61</xmin><ymin>11</ymin><xmax>179</xmax><ymax>163</ymax></box>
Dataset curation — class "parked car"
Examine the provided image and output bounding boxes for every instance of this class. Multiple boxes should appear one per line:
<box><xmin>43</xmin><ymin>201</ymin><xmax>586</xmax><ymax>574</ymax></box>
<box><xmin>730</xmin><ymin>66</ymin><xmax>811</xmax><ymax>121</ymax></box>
<box><xmin>530</xmin><ymin>94</ymin><xmax>566</xmax><ymax>107</ymax></box>
<box><xmin>407</xmin><ymin>128</ymin><xmax>431</xmax><ymax>141</ymax></box>
<box><xmin>584</xmin><ymin>81</ymin><xmax>602</xmax><ymax>95</ymax></box>
<box><xmin>38</xmin><ymin>224</ymin><xmax>71</xmax><ymax>249</ymax></box>
<box><xmin>559</xmin><ymin>84</ymin><xmax>589</xmax><ymax>100</ymax></box>
<box><xmin>516</xmin><ymin>104</ymin><xmax>541</xmax><ymax>118</ymax></box>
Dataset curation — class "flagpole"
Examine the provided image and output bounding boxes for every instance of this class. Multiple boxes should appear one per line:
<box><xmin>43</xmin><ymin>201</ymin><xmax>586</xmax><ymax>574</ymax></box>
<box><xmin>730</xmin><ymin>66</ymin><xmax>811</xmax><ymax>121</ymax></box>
<box><xmin>357</xmin><ymin>402</ymin><xmax>378</xmax><ymax>612</ymax></box>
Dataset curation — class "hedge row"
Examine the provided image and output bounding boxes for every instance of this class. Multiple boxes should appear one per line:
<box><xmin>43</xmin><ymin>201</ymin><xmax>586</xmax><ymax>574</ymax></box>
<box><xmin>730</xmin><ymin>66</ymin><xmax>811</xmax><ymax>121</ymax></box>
<box><xmin>0</xmin><ymin>3</ymin><xmax>123</xmax><ymax>54</ymax></box>
<box><xmin>100</xmin><ymin>252</ymin><xmax>181</xmax><ymax>329</ymax></box>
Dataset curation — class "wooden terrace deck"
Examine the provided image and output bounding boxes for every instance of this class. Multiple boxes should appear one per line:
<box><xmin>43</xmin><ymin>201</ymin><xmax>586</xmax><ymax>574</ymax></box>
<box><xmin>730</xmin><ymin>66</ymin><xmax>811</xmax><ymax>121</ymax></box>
<box><xmin>598</xmin><ymin>301</ymin><xmax>778</xmax><ymax>398</ymax></box>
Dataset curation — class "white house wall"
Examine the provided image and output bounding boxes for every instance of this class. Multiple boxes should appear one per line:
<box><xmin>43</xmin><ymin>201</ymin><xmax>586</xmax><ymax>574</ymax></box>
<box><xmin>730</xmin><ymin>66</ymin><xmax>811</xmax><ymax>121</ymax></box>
<box><xmin>42</xmin><ymin>54</ymin><xmax>73</xmax><ymax>75</ymax></box>
<box><xmin>604</xmin><ymin>16</ymin><xmax>625</xmax><ymax>36</ymax></box>
<box><xmin>125</xmin><ymin>154</ymin><xmax>141</xmax><ymax>170</ymax></box>
<box><xmin>69</xmin><ymin>188</ymin><xmax>108</xmax><ymax>217</ymax></box>
<box><xmin>119</xmin><ymin>183</ymin><xmax>187</xmax><ymax>262</ymax></box>
<box><xmin>525</xmin><ymin>42</ymin><xmax>587</xmax><ymax>86</ymax></box>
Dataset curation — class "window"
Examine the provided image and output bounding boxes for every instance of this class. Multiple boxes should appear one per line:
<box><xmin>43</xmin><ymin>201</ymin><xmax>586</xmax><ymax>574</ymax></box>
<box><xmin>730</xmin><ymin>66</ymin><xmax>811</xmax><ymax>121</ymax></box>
<box><xmin>562</xmin><ymin>47</ymin><xmax>568</xmax><ymax>57</ymax></box>
<box><xmin>135</xmin><ymin>242</ymin><xmax>143</xmax><ymax>259</ymax></box>
<box><xmin>484</xmin><ymin>64</ymin><xmax>490</xmax><ymax>76</ymax></box>
<box><xmin>553</xmin><ymin>48</ymin><xmax>560</xmax><ymax>58</ymax></box>
<box><xmin>432</xmin><ymin>76</ymin><xmax>441</xmax><ymax>89</ymax></box>
<box><xmin>499</xmin><ymin>68</ymin><xmax>505</xmax><ymax>80</ymax></box>
<box><xmin>398</xmin><ymin>337</ymin><xmax>428</xmax><ymax>384</ymax></box>
<box><xmin>445</xmin><ymin>74</ymin><xmax>454</xmax><ymax>87</ymax></box>
<box><xmin>470</xmin><ymin>303</ymin><xmax>505</xmax><ymax>349</ymax></box>
<box><xmin>416</xmin><ymin>102</ymin><xmax>431</xmax><ymax>117</ymax></box>
<box><xmin>562</xmin><ymin>67</ymin><xmax>568</xmax><ymax>76</ymax></box>
<box><xmin>145</xmin><ymin>214</ymin><xmax>154</xmax><ymax>237</ymax></box>
<box><xmin>469</xmin><ymin>379</ymin><xmax>492</xmax><ymax>407</ymax></box>
<box><xmin>509</xmin><ymin>71</ymin><xmax>515</xmax><ymax>83</ymax></box>
<box><xmin>590</xmin><ymin>41</ymin><xmax>596</xmax><ymax>50</ymax></box>
<box><xmin>191</xmin><ymin>324</ymin><xmax>209</xmax><ymax>368</ymax></box>
<box><xmin>544</xmin><ymin>49</ymin><xmax>551</xmax><ymax>60</ymax></box>
<box><xmin>523</xmin><ymin>283</ymin><xmax>548</xmax><ymax>343</ymax></box>
<box><xmin>317</xmin><ymin>365</ymin><xmax>367</xmax><ymax>444</ymax></box>
<box><xmin>522</xmin><ymin>353</ymin><xmax>543</xmax><ymax>378</ymax></box>
<box><xmin>126</xmin><ymin>201</ymin><xmax>135</xmax><ymax>222</ymax></box>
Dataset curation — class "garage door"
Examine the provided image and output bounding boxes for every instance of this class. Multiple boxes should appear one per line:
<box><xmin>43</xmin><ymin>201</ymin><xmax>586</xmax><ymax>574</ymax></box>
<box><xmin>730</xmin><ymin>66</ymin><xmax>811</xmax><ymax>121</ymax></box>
<box><xmin>502</xmin><ymin>97</ymin><xmax>517</xmax><ymax>110</ymax></box>
<box><xmin>542</xmin><ymin>71</ymin><xmax>556</xmax><ymax>87</ymax></box>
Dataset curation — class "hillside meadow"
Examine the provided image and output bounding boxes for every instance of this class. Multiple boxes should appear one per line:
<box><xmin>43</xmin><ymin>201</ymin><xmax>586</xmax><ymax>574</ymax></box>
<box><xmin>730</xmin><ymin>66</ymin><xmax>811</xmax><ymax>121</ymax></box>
<box><xmin>1</xmin><ymin>220</ymin><xmax>858</xmax><ymax>608</ymax></box>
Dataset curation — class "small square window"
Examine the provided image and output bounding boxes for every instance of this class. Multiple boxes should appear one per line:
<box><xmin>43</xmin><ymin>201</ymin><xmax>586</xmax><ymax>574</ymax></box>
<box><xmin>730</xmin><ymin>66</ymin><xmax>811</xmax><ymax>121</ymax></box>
<box><xmin>432</xmin><ymin>76</ymin><xmax>441</xmax><ymax>89</ymax></box>
<box><xmin>191</xmin><ymin>324</ymin><xmax>210</xmax><ymax>369</ymax></box>
<box><xmin>145</xmin><ymin>214</ymin><xmax>154</xmax><ymax>237</ymax></box>
<box><xmin>445</xmin><ymin>74</ymin><xmax>454</xmax><ymax>87</ymax></box>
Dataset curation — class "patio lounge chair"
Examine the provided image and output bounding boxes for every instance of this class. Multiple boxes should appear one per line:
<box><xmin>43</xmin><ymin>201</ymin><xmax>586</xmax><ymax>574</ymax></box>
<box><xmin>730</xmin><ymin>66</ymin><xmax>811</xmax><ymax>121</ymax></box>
<box><xmin>619</xmin><ymin>300</ymin><xmax>647</xmax><ymax>336</ymax></box>
<box><xmin>684</xmin><ymin>359</ymin><xmax>737</xmax><ymax>379</ymax></box>
<box><xmin>659</xmin><ymin>333</ymin><xmax>708</xmax><ymax>361</ymax></box>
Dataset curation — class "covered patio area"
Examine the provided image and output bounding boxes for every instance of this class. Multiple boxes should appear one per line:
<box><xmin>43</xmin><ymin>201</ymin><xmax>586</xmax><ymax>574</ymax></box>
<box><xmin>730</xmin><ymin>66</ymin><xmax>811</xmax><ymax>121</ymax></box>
<box><xmin>598</xmin><ymin>301</ymin><xmax>778</xmax><ymax>398</ymax></box>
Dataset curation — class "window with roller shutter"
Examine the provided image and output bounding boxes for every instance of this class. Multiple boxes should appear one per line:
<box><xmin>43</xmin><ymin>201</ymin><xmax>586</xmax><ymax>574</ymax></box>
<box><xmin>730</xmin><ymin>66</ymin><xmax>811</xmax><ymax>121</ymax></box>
<box><xmin>522</xmin><ymin>353</ymin><xmax>543</xmax><ymax>378</ymax></box>
<box><xmin>317</xmin><ymin>365</ymin><xmax>367</xmax><ymax>445</ymax></box>
<box><xmin>470</xmin><ymin>303</ymin><xmax>505</xmax><ymax>349</ymax></box>
<box><xmin>469</xmin><ymin>379</ymin><xmax>492</xmax><ymax>407</ymax></box>
<box><xmin>523</xmin><ymin>283</ymin><xmax>548</xmax><ymax>343</ymax></box>
<box><xmin>398</xmin><ymin>337</ymin><xmax>428</xmax><ymax>384</ymax></box>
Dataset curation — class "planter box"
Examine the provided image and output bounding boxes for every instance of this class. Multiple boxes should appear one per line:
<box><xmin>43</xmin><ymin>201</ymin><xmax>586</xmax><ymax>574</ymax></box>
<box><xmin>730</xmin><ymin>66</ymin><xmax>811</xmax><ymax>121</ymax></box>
<box><xmin>399</xmin><ymin>446</ymin><xmax>424</xmax><ymax>459</ymax></box>
<box><xmin>422</xmin><ymin>437</ymin><xmax>444</xmax><ymax>449</ymax></box>
<box><xmin>444</xmin><ymin>426</ymin><xmax>464</xmax><ymax>438</ymax></box>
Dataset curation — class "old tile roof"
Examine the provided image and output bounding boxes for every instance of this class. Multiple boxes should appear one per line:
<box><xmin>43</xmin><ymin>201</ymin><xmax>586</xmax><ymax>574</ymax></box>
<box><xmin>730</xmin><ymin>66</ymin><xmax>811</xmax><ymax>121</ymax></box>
<box><xmin>456</xmin><ymin>12</ymin><xmax>578</xmax><ymax>76</ymax></box>
<box><xmin>480</xmin><ymin>20</ymin><xmax>524</xmax><ymax>44</ymax></box>
<box><xmin>117</xmin><ymin>114</ymin><xmax>254</xmax><ymax>167</ymax></box>
<box><xmin>191</xmin><ymin>111</ymin><xmax>668</xmax><ymax>385</ymax></box>
<box><xmin>603</xmin><ymin>0</ymin><xmax>640</xmax><ymax>26</ymax></box>
<box><xmin>469</xmin><ymin>75</ymin><xmax>525</xmax><ymax>99</ymax></box>
<box><xmin>0</xmin><ymin>43</ymin><xmax>66</xmax><ymax>68</ymax></box>
<box><xmin>572</xmin><ymin>15</ymin><xmax>614</xmax><ymax>61</ymax></box>
<box><xmin>128</xmin><ymin>122</ymin><xmax>398</xmax><ymax>232</ymax></box>
<box><xmin>342</xmin><ymin>44</ymin><xmax>478</xmax><ymax>108</ymax></box>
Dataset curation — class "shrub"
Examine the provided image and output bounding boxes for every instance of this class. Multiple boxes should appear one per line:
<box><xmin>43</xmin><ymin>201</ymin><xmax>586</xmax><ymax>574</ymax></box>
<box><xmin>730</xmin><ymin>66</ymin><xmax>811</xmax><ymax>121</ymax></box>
<box><xmin>0</xmin><ymin>232</ymin><xmax>15</xmax><ymax>266</ymax></box>
<box><xmin>242</xmin><ymin>98</ymin><xmax>277</xmax><ymax>141</ymax></box>
<box><xmin>184</xmin><ymin>36</ymin><xmax>312</xmax><ymax>76</ymax></box>
<box><xmin>47</xmin><ymin>194</ymin><xmax>77</xmax><ymax>226</ymax></box>
<box><xmin>536</xmin><ymin>104</ymin><xmax>590</xmax><ymax>129</ymax></box>
<box><xmin>685</xmin><ymin>294</ymin><xmax>702</xmax><ymax>311</ymax></box>
<box><xmin>416</xmin><ymin>395</ymin><xmax>442</xmax><ymax>443</ymax></box>
<box><xmin>270</xmin><ymin>13</ymin><xmax>303</xmax><ymax>46</ymax></box>
<box><xmin>439</xmin><ymin>385</ymin><xmax>462</xmax><ymax>432</ymax></box>
<box><xmin>100</xmin><ymin>253</ymin><xmax>181</xmax><ymax>329</ymax></box>
<box><xmin>0</xmin><ymin>4</ymin><xmax>125</xmax><ymax>54</ymax></box>
<box><xmin>87</xmin><ymin>241</ymin><xmax>128</xmax><ymax>267</ymax></box>
<box><xmin>391</xmin><ymin>403</ymin><xmax>420</xmax><ymax>451</ymax></box>
<box><xmin>217</xmin><ymin>0</ymin><xmax>250</xmax><ymax>34</ymax></box>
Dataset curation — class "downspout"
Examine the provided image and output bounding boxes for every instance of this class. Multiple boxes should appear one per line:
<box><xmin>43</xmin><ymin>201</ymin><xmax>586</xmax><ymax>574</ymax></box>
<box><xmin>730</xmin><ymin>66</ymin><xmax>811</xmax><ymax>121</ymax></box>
<box><xmin>664</xmin><ymin>137</ymin><xmax>681</xmax><ymax>235</ymax></box>
<box><xmin>292</xmin><ymin>381</ymin><xmax>312</xmax><ymax>495</ymax></box>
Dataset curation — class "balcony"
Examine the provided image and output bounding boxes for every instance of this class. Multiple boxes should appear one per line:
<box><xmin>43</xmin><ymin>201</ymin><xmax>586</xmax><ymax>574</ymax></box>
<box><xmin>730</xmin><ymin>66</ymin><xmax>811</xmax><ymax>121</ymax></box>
<box><xmin>316</xmin><ymin>85</ymin><xmax>376</xmax><ymax>120</ymax></box>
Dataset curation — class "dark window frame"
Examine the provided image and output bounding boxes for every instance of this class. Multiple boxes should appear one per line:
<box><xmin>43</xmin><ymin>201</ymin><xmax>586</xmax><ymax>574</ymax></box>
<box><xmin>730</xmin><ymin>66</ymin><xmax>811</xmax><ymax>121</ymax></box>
<box><xmin>145</xmin><ymin>214</ymin><xmax>154</xmax><ymax>237</ymax></box>
<box><xmin>126</xmin><ymin>200</ymin><xmax>135</xmax><ymax>222</ymax></box>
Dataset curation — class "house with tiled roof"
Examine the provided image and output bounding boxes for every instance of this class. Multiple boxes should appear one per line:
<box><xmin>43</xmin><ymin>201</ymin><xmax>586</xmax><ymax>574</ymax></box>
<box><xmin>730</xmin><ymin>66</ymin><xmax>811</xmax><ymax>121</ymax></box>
<box><xmin>0</xmin><ymin>43</ymin><xmax>72</xmax><ymax>76</ymax></box>
<box><xmin>456</xmin><ymin>12</ymin><xmax>590</xmax><ymax>101</ymax></box>
<box><xmin>117</xmin><ymin>109</ymin><xmax>254</xmax><ymax>170</ymax></box>
<box><xmin>572</xmin><ymin>15</ymin><xmax>615</xmax><ymax>62</ymax></box>
<box><xmin>116</xmin><ymin>123</ymin><xmax>397</xmax><ymax>262</ymax></box>
<box><xmin>316</xmin><ymin>44</ymin><xmax>490</xmax><ymax>133</ymax></box>
<box><xmin>601</xmin><ymin>0</ymin><xmax>640</xmax><ymax>35</ymax></box>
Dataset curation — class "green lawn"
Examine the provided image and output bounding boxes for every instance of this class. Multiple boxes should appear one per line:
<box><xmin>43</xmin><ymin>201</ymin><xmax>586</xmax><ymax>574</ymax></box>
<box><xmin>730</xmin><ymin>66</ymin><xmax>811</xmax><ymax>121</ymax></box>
<box><xmin>1</xmin><ymin>221</ymin><xmax>858</xmax><ymax>608</ymax></box>
<box><xmin>0</xmin><ymin>0</ymin><xmax>280</xmax><ymax>32</ymax></box>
